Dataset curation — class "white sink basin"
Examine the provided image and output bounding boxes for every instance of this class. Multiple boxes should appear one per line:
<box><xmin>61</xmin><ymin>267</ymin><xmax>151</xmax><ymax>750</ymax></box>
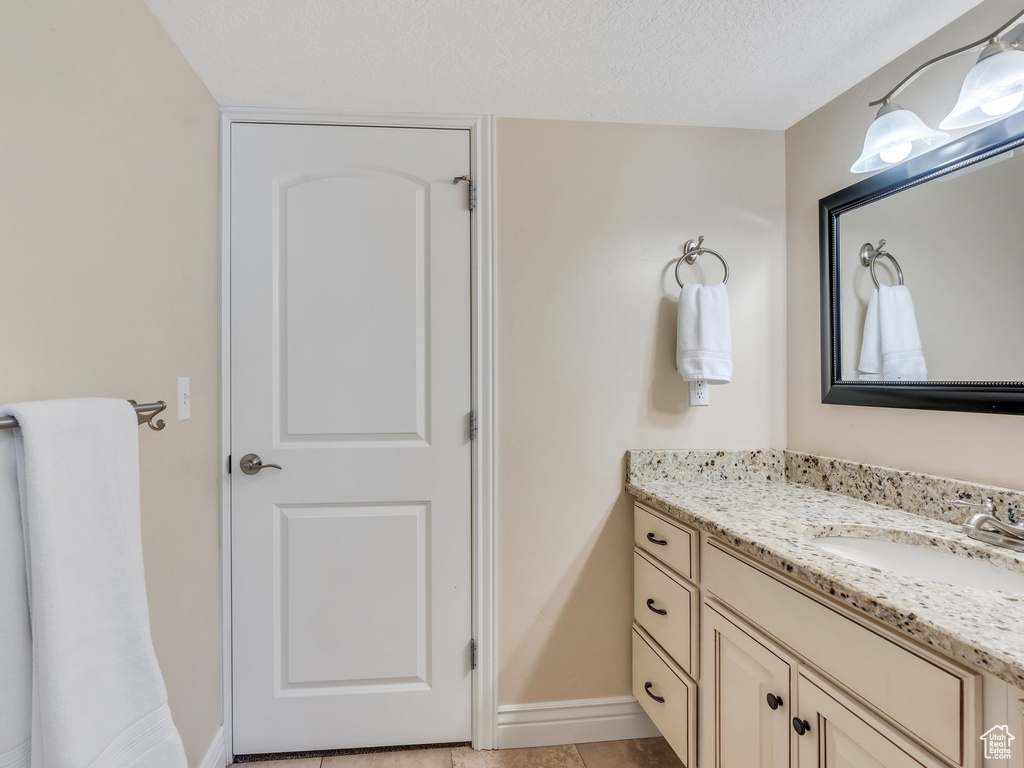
<box><xmin>813</xmin><ymin>536</ymin><xmax>1024</xmax><ymax>594</ymax></box>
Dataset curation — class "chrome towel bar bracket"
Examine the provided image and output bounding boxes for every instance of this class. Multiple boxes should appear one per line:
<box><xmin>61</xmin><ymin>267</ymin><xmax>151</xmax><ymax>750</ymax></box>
<box><xmin>675</xmin><ymin>235</ymin><xmax>730</xmax><ymax>287</ymax></box>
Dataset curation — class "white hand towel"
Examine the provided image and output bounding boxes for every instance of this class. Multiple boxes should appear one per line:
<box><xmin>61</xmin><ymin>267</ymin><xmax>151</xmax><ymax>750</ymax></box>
<box><xmin>858</xmin><ymin>285</ymin><xmax>927</xmax><ymax>381</ymax></box>
<box><xmin>857</xmin><ymin>289</ymin><xmax>882</xmax><ymax>381</ymax></box>
<box><xmin>0</xmin><ymin>431</ymin><xmax>31</xmax><ymax>768</ymax></box>
<box><xmin>878</xmin><ymin>285</ymin><xmax>927</xmax><ymax>380</ymax></box>
<box><xmin>0</xmin><ymin>399</ymin><xmax>186</xmax><ymax>768</ymax></box>
<box><xmin>677</xmin><ymin>282</ymin><xmax>732</xmax><ymax>383</ymax></box>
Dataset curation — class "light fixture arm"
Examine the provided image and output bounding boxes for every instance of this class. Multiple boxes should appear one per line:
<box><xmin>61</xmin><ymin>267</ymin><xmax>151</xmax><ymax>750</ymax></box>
<box><xmin>868</xmin><ymin>7</ymin><xmax>1024</xmax><ymax>107</ymax></box>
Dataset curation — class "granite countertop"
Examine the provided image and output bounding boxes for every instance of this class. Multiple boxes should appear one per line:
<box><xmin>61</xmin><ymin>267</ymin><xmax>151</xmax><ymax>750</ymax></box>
<box><xmin>627</xmin><ymin>475</ymin><xmax>1024</xmax><ymax>690</ymax></box>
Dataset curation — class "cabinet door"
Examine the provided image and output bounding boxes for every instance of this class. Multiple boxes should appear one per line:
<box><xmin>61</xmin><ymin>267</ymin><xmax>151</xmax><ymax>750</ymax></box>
<box><xmin>704</xmin><ymin>604</ymin><xmax>791</xmax><ymax>768</ymax></box>
<box><xmin>796</xmin><ymin>672</ymin><xmax>949</xmax><ymax>768</ymax></box>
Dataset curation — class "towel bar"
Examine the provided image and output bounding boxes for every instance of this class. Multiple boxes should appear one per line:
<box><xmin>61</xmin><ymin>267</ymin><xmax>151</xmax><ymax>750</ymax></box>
<box><xmin>0</xmin><ymin>400</ymin><xmax>168</xmax><ymax>432</ymax></box>
<box><xmin>675</xmin><ymin>235</ymin><xmax>730</xmax><ymax>287</ymax></box>
<box><xmin>860</xmin><ymin>240</ymin><xmax>905</xmax><ymax>289</ymax></box>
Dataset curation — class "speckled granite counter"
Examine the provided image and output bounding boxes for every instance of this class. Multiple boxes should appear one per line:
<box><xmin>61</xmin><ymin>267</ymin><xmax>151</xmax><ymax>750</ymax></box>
<box><xmin>626</xmin><ymin>459</ymin><xmax>1024</xmax><ymax>690</ymax></box>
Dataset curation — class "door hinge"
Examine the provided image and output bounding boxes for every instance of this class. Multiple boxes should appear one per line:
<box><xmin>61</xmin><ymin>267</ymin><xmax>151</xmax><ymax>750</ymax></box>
<box><xmin>227</xmin><ymin>454</ymin><xmax>232</xmax><ymax>474</ymax></box>
<box><xmin>453</xmin><ymin>175</ymin><xmax>476</xmax><ymax>211</ymax></box>
<box><xmin>471</xmin><ymin>639</ymin><xmax>478</xmax><ymax>670</ymax></box>
<box><xmin>469</xmin><ymin>410</ymin><xmax>478</xmax><ymax>441</ymax></box>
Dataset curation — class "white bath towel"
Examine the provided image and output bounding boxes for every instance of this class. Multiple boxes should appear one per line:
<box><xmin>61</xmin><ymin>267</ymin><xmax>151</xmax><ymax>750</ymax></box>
<box><xmin>858</xmin><ymin>285</ymin><xmax>927</xmax><ymax>381</ymax></box>
<box><xmin>0</xmin><ymin>431</ymin><xmax>31</xmax><ymax>768</ymax></box>
<box><xmin>677</xmin><ymin>282</ymin><xmax>732</xmax><ymax>383</ymax></box>
<box><xmin>0</xmin><ymin>399</ymin><xmax>186</xmax><ymax>768</ymax></box>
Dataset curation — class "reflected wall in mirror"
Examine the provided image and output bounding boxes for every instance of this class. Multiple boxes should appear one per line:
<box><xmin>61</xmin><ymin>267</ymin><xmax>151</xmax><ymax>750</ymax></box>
<box><xmin>840</xmin><ymin>148</ymin><xmax>1024</xmax><ymax>382</ymax></box>
<box><xmin>820</xmin><ymin>111</ymin><xmax>1024</xmax><ymax>415</ymax></box>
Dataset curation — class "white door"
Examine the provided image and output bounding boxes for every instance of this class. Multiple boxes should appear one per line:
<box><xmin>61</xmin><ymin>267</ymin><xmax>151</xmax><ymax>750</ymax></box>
<box><xmin>230</xmin><ymin>122</ymin><xmax>473</xmax><ymax>754</ymax></box>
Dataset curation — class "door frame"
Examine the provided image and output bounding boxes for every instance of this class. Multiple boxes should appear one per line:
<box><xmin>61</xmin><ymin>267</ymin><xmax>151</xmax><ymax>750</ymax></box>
<box><xmin>218</xmin><ymin>109</ymin><xmax>497</xmax><ymax>761</ymax></box>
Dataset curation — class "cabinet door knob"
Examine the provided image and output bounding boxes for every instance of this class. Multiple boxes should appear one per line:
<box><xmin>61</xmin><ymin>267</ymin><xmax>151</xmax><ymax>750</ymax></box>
<box><xmin>766</xmin><ymin>693</ymin><xmax>783</xmax><ymax>710</ymax></box>
<box><xmin>647</xmin><ymin>532</ymin><xmax>668</xmax><ymax>546</ymax></box>
<box><xmin>646</xmin><ymin>598</ymin><xmax>668</xmax><ymax>616</ymax></box>
<box><xmin>644</xmin><ymin>682</ymin><xmax>665</xmax><ymax>703</ymax></box>
<box><xmin>792</xmin><ymin>717</ymin><xmax>810</xmax><ymax>736</ymax></box>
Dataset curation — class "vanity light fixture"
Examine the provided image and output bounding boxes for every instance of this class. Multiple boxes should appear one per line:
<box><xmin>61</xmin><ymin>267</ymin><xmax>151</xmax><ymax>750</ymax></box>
<box><xmin>850</xmin><ymin>101</ymin><xmax>949</xmax><ymax>173</ymax></box>
<box><xmin>852</xmin><ymin>8</ymin><xmax>1024</xmax><ymax>173</ymax></box>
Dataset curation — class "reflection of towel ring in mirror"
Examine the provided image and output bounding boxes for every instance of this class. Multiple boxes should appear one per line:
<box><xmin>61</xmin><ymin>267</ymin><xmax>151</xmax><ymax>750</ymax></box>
<box><xmin>859</xmin><ymin>240</ymin><xmax>904</xmax><ymax>289</ymax></box>
<box><xmin>675</xmin><ymin>235</ymin><xmax>730</xmax><ymax>287</ymax></box>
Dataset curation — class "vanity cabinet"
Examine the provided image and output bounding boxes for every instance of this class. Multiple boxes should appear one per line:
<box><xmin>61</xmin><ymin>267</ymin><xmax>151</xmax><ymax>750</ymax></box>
<box><xmin>631</xmin><ymin>500</ymin><xmax>985</xmax><ymax>768</ymax></box>
<box><xmin>704</xmin><ymin>601</ymin><xmax>948</xmax><ymax>768</ymax></box>
<box><xmin>702</xmin><ymin>539</ymin><xmax>980</xmax><ymax>767</ymax></box>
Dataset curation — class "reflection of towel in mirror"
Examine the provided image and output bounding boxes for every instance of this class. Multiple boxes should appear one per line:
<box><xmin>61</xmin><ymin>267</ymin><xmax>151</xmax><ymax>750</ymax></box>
<box><xmin>858</xmin><ymin>285</ymin><xmax>927</xmax><ymax>381</ymax></box>
<box><xmin>677</xmin><ymin>283</ymin><xmax>732</xmax><ymax>383</ymax></box>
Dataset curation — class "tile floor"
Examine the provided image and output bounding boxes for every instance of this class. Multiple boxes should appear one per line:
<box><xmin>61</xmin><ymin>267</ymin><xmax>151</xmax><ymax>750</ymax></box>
<box><xmin>229</xmin><ymin>738</ymin><xmax>683</xmax><ymax>768</ymax></box>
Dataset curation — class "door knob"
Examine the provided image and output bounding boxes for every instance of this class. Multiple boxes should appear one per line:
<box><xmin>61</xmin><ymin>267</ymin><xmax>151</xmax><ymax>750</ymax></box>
<box><xmin>239</xmin><ymin>453</ymin><xmax>283</xmax><ymax>475</ymax></box>
<box><xmin>766</xmin><ymin>693</ymin><xmax>783</xmax><ymax>710</ymax></box>
<box><xmin>792</xmin><ymin>717</ymin><xmax>810</xmax><ymax>735</ymax></box>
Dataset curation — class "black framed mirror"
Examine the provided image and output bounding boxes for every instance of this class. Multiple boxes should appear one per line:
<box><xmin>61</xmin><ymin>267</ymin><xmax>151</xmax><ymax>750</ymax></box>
<box><xmin>820</xmin><ymin>109</ymin><xmax>1024</xmax><ymax>415</ymax></box>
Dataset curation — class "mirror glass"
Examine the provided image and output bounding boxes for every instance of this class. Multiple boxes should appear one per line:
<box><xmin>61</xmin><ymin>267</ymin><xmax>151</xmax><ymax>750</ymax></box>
<box><xmin>837</xmin><ymin>145</ymin><xmax>1024</xmax><ymax>383</ymax></box>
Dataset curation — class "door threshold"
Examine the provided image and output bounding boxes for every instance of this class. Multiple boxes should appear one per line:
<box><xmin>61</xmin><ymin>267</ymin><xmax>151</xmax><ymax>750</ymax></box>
<box><xmin>232</xmin><ymin>741</ymin><xmax>473</xmax><ymax>763</ymax></box>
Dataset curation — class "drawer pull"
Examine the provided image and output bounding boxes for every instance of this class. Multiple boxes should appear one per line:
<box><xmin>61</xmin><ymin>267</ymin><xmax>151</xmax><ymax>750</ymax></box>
<box><xmin>766</xmin><ymin>693</ymin><xmax>783</xmax><ymax>710</ymax></box>
<box><xmin>646</xmin><ymin>532</ymin><xmax>668</xmax><ymax>546</ymax></box>
<box><xmin>643</xmin><ymin>682</ymin><xmax>665</xmax><ymax>703</ymax></box>
<box><xmin>645</xmin><ymin>598</ymin><xmax>668</xmax><ymax>616</ymax></box>
<box><xmin>792</xmin><ymin>717</ymin><xmax>810</xmax><ymax>736</ymax></box>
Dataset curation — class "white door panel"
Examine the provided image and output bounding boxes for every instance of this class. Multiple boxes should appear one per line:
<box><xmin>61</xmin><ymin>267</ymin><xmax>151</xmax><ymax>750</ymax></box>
<box><xmin>230</xmin><ymin>123</ymin><xmax>472</xmax><ymax>754</ymax></box>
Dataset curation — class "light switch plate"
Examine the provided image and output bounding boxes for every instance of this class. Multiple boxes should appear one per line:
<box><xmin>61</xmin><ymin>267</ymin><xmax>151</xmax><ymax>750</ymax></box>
<box><xmin>177</xmin><ymin>377</ymin><xmax>191</xmax><ymax>420</ymax></box>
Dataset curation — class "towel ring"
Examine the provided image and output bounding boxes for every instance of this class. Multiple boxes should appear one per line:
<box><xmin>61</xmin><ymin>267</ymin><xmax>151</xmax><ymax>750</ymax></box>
<box><xmin>859</xmin><ymin>240</ymin><xmax>904</xmax><ymax>289</ymax></box>
<box><xmin>675</xmin><ymin>236</ymin><xmax>729</xmax><ymax>287</ymax></box>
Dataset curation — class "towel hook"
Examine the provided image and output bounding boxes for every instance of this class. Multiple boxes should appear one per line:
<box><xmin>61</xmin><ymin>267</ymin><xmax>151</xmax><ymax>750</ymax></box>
<box><xmin>128</xmin><ymin>400</ymin><xmax>167</xmax><ymax>431</ymax></box>
<box><xmin>859</xmin><ymin>240</ymin><xmax>905</xmax><ymax>289</ymax></box>
<box><xmin>675</xmin><ymin>235</ymin><xmax>729</xmax><ymax>287</ymax></box>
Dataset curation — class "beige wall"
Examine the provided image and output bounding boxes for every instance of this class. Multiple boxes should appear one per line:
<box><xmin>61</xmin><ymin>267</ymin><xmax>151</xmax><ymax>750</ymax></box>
<box><xmin>0</xmin><ymin>0</ymin><xmax>222</xmax><ymax>764</ymax></box>
<box><xmin>786</xmin><ymin>0</ymin><xmax>1024</xmax><ymax>490</ymax></box>
<box><xmin>497</xmin><ymin>118</ymin><xmax>786</xmax><ymax>705</ymax></box>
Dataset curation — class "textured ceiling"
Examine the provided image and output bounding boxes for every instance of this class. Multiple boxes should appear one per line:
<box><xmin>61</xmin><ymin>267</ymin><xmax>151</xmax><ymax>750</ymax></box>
<box><xmin>145</xmin><ymin>0</ymin><xmax>986</xmax><ymax>130</ymax></box>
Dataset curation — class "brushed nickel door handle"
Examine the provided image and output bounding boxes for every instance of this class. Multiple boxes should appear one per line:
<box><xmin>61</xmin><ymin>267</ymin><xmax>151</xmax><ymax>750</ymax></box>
<box><xmin>239</xmin><ymin>453</ymin><xmax>283</xmax><ymax>475</ymax></box>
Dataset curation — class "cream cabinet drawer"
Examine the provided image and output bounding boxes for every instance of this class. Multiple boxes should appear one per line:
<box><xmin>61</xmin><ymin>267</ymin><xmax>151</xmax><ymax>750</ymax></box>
<box><xmin>634</xmin><ymin>549</ymin><xmax>697</xmax><ymax>676</ymax></box>
<box><xmin>704</xmin><ymin>540</ymin><xmax>980</xmax><ymax>767</ymax></box>
<box><xmin>633</xmin><ymin>626</ymin><xmax>696</xmax><ymax>767</ymax></box>
<box><xmin>634</xmin><ymin>503</ymin><xmax>697</xmax><ymax>582</ymax></box>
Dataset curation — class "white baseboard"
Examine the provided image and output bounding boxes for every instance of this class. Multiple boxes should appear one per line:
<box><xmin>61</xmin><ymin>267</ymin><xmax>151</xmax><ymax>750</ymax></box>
<box><xmin>197</xmin><ymin>726</ymin><xmax>227</xmax><ymax>768</ymax></box>
<box><xmin>496</xmin><ymin>696</ymin><xmax>660</xmax><ymax>749</ymax></box>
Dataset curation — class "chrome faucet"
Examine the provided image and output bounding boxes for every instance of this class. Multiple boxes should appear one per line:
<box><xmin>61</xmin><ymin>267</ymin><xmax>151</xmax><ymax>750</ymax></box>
<box><xmin>954</xmin><ymin>497</ymin><xmax>1024</xmax><ymax>553</ymax></box>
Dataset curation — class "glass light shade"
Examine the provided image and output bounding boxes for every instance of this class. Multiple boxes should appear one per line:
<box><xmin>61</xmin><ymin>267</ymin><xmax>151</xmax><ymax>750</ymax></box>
<box><xmin>850</xmin><ymin>106</ymin><xmax>950</xmax><ymax>174</ymax></box>
<box><xmin>940</xmin><ymin>48</ymin><xmax>1024</xmax><ymax>130</ymax></box>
